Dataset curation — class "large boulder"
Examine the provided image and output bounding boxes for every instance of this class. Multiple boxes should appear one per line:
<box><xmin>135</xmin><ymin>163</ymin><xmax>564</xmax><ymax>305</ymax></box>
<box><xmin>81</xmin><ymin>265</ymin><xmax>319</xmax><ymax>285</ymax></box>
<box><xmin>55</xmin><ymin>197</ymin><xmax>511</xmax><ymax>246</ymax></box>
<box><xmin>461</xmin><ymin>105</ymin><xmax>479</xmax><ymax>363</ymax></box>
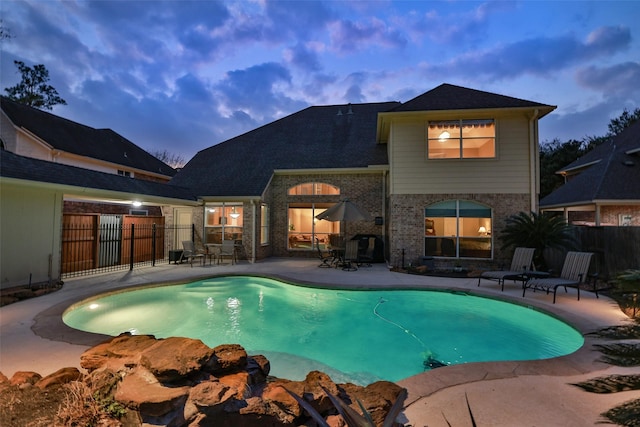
<box><xmin>139</xmin><ymin>336</ymin><xmax>215</xmax><ymax>383</ymax></box>
<box><xmin>114</xmin><ymin>366</ymin><xmax>190</xmax><ymax>418</ymax></box>
<box><xmin>207</xmin><ymin>343</ymin><xmax>247</xmax><ymax>373</ymax></box>
<box><xmin>80</xmin><ymin>333</ymin><xmax>159</xmax><ymax>372</ymax></box>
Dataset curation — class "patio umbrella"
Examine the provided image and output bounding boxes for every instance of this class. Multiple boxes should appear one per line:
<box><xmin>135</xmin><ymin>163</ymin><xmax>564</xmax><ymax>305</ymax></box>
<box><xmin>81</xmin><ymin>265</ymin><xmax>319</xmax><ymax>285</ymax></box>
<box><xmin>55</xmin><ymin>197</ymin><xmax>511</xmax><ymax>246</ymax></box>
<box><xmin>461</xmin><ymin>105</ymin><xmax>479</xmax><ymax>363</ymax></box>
<box><xmin>315</xmin><ymin>199</ymin><xmax>370</xmax><ymax>238</ymax></box>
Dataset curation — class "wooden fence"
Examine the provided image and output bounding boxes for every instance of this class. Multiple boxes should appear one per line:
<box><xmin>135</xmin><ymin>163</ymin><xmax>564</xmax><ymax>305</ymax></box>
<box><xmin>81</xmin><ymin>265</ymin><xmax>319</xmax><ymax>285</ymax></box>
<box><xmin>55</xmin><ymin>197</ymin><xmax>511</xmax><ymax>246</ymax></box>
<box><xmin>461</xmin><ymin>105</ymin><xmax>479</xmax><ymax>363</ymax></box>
<box><xmin>545</xmin><ymin>226</ymin><xmax>640</xmax><ymax>280</ymax></box>
<box><xmin>61</xmin><ymin>214</ymin><xmax>173</xmax><ymax>277</ymax></box>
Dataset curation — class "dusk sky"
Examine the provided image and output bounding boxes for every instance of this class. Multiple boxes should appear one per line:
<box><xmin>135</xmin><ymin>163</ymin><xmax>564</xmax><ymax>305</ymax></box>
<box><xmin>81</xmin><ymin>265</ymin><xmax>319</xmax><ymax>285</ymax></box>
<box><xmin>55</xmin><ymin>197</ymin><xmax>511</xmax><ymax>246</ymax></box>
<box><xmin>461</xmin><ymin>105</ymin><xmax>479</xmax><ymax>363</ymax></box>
<box><xmin>1</xmin><ymin>1</ymin><xmax>639</xmax><ymax>162</ymax></box>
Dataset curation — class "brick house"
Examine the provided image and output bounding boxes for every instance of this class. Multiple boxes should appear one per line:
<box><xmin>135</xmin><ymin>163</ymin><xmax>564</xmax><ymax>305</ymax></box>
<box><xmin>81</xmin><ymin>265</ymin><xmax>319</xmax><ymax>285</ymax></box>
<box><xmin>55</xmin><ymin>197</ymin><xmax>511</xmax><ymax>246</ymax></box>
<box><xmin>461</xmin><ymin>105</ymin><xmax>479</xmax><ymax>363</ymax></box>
<box><xmin>170</xmin><ymin>83</ymin><xmax>555</xmax><ymax>267</ymax></box>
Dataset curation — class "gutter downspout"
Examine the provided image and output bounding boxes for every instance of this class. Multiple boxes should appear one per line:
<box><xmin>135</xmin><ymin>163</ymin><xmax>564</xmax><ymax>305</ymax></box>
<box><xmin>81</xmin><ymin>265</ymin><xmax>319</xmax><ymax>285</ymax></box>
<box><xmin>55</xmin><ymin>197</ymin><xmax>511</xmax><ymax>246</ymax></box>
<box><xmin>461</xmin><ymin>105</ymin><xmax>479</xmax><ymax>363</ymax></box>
<box><xmin>529</xmin><ymin>109</ymin><xmax>540</xmax><ymax>213</ymax></box>
<box><xmin>251</xmin><ymin>201</ymin><xmax>257</xmax><ymax>263</ymax></box>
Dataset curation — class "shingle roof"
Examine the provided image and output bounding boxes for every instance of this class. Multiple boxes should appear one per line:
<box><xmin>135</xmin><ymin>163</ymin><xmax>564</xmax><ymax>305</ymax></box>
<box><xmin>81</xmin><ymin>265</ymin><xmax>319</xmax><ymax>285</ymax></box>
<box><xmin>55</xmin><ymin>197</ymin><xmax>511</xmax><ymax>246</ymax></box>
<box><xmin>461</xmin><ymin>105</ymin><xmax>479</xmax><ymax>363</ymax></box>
<box><xmin>170</xmin><ymin>101</ymin><xmax>400</xmax><ymax>197</ymax></box>
<box><xmin>1</xmin><ymin>96</ymin><xmax>175</xmax><ymax>177</ymax></box>
<box><xmin>391</xmin><ymin>83</ymin><xmax>555</xmax><ymax>114</ymax></box>
<box><xmin>540</xmin><ymin>120</ymin><xmax>640</xmax><ymax>207</ymax></box>
<box><xmin>1</xmin><ymin>150</ymin><xmax>197</xmax><ymax>202</ymax></box>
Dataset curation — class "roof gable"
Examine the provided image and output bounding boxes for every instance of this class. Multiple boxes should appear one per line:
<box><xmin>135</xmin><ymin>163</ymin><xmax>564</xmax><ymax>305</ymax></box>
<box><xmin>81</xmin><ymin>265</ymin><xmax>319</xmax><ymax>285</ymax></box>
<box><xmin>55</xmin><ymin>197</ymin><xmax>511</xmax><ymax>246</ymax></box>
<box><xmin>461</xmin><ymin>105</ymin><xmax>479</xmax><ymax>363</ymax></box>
<box><xmin>1</xmin><ymin>96</ymin><xmax>175</xmax><ymax>177</ymax></box>
<box><xmin>541</xmin><ymin>120</ymin><xmax>640</xmax><ymax>207</ymax></box>
<box><xmin>391</xmin><ymin>83</ymin><xmax>555</xmax><ymax>114</ymax></box>
<box><xmin>171</xmin><ymin>101</ymin><xmax>400</xmax><ymax>197</ymax></box>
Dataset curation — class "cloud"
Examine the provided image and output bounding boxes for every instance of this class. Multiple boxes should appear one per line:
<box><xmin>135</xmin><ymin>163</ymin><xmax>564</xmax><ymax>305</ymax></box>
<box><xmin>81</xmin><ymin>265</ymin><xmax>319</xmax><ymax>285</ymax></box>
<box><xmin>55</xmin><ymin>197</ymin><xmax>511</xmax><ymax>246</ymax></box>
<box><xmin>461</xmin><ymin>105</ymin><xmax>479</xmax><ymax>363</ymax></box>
<box><xmin>575</xmin><ymin>62</ymin><xmax>640</xmax><ymax>98</ymax></box>
<box><xmin>414</xmin><ymin>0</ymin><xmax>515</xmax><ymax>45</ymax></box>
<box><xmin>284</xmin><ymin>43</ymin><xmax>322</xmax><ymax>72</ymax></box>
<box><xmin>418</xmin><ymin>25</ymin><xmax>631</xmax><ymax>82</ymax></box>
<box><xmin>328</xmin><ymin>17</ymin><xmax>407</xmax><ymax>54</ymax></box>
<box><xmin>214</xmin><ymin>62</ymin><xmax>305</xmax><ymax>120</ymax></box>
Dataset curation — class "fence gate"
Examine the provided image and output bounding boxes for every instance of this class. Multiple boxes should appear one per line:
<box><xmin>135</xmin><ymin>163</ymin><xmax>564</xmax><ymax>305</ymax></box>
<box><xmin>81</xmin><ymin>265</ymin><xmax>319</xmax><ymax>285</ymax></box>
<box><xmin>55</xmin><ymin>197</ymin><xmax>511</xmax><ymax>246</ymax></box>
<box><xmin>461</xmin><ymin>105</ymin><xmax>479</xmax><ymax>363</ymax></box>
<box><xmin>99</xmin><ymin>215</ymin><xmax>122</xmax><ymax>268</ymax></box>
<box><xmin>62</xmin><ymin>214</ymin><xmax>170</xmax><ymax>278</ymax></box>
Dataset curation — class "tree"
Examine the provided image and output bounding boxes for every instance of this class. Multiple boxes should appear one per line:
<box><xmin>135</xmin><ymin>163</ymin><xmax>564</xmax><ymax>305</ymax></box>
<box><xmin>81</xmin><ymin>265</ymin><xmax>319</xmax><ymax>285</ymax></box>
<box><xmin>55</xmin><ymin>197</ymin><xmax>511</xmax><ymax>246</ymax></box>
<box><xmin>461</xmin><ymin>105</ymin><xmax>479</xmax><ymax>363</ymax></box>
<box><xmin>151</xmin><ymin>149</ymin><xmax>186</xmax><ymax>169</ymax></box>
<box><xmin>500</xmin><ymin>211</ymin><xmax>577</xmax><ymax>271</ymax></box>
<box><xmin>4</xmin><ymin>60</ymin><xmax>66</xmax><ymax>110</ymax></box>
<box><xmin>607</xmin><ymin>108</ymin><xmax>640</xmax><ymax>136</ymax></box>
<box><xmin>0</xmin><ymin>19</ymin><xmax>12</xmax><ymax>40</ymax></box>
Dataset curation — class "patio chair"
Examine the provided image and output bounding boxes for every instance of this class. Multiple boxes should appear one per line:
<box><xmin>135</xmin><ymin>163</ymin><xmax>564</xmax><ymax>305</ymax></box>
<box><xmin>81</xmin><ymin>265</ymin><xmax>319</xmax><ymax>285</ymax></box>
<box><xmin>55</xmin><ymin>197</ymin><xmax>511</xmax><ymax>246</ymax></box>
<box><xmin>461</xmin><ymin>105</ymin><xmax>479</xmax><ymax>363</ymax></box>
<box><xmin>477</xmin><ymin>247</ymin><xmax>535</xmax><ymax>291</ymax></box>
<box><xmin>522</xmin><ymin>252</ymin><xmax>594</xmax><ymax>303</ymax></box>
<box><xmin>316</xmin><ymin>238</ymin><xmax>334</xmax><ymax>268</ymax></box>
<box><xmin>180</xmin><ymin>241</ymin><xmax>205</xmax><ymax>267</ymax></box>
<box><xmin>217</xmin><ymin>240</ymin><xmax>237</xmax><ymax>265</ymax></box>
<box><xmin>341</xmin><ymin>240</ymin><xmax>360</xmax><ymax>271</ymax></box>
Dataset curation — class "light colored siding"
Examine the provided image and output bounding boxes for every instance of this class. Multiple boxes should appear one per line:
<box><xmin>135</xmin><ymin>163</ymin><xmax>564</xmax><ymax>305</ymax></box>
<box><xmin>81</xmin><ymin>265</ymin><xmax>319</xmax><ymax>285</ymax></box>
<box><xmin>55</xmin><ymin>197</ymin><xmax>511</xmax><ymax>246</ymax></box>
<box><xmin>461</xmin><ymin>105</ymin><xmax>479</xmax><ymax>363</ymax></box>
<box><xmin>0</xmin><ymin>183</ymin><xmax>63</xmax><ymax>288</ymax></box>
<box><xmin>389</xmin><ymin>113</ymin><xmax>533</xmax><ymax>195</ymax></box>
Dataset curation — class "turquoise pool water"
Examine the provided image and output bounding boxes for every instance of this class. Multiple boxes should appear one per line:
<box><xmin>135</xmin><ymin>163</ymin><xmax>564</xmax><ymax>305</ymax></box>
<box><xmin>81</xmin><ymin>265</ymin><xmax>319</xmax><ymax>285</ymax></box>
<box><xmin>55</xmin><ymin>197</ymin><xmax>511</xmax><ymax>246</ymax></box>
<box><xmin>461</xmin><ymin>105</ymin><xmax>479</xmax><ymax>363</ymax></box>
<box><xmin>63</xmin><ymin>276</ymin><xmax>584</xmax><ymax>385</ymax></box>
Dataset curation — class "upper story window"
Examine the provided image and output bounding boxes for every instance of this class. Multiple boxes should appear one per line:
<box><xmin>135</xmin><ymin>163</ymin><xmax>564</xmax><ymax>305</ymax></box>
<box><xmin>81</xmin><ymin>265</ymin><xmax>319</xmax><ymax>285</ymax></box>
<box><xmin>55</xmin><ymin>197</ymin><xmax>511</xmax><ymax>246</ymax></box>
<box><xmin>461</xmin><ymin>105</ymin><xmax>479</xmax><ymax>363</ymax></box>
<box><xmin>288</xmin><ymin>182</ymin><xmax>340</xmax><ymax>196</ymax></box>
<box><xmin>118</xmin><ymin>169</ymin><xmax>132</xmax><ymax>177</ymax></box>
<box><xmin>427</xmin><ymin>119</ymin><xmax>495</xmax><ymax>159</ymax></box>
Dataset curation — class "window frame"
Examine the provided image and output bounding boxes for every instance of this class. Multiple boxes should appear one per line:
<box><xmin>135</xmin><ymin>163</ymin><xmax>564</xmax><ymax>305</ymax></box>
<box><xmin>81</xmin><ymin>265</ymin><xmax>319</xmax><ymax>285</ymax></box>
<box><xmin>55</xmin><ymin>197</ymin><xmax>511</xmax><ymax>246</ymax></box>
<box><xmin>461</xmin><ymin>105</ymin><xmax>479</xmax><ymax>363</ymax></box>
<box><xmin>427</xmin><ymin>119</ymin><xmax>496</xmax><ymax>160</ymax></box>
<box><xmin>204</xmin><ymin>202</ymin><xmax>244</xmax><ymax>244</ymax></box>
<box><xmin>260</xmin><ymin>204</ymin><xmax>269</xmax><ymax>245</ymax></box>
<box><xmin>288</xmin><ymin>182</ymin><xmax>340</xmax><ymax>196</ymax></box>
<box><xmin>424</xmin><ymin>200</ymin><xmax>492</xmax><ymax>259</ymax></box>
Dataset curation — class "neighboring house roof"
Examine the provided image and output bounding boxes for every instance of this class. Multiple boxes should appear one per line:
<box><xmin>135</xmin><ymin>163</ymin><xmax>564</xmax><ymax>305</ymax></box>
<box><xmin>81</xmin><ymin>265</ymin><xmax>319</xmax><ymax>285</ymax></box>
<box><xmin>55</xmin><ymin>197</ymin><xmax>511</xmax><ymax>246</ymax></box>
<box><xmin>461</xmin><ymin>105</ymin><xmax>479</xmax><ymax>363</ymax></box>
<box><xmin>0</xmin><ymin>150</ymin><xmax>197</xmax><ymax>203</ymax></box>
<box><xmin>1</xmin><ymin>96</ymin><xmax>175</xmax><ymax>177</ymax></box>
<box><xmin>540</xmin><ymin>120</ymin><xmax>640</xmax><ymax>208</ymax></box>
<box><xmin>390</xmin><ymin>83</ymin><xmax>556</xmax><ymax>115</ymax></box>
<box><xmin>170</xmin><ymin>101</ymin><xmax>400</xmax><ymax>197</ymax></box>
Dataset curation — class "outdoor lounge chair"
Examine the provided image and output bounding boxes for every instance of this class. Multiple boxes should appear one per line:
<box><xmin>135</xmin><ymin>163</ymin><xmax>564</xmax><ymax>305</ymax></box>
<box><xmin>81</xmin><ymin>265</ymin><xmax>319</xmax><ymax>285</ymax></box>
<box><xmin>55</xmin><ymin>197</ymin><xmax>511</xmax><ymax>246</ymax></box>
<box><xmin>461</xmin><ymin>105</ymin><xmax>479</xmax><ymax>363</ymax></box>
<box><xmin>316</xmin><ymin>238</ymin><xmax>334</xmax><ymax>268</ymax></box>
<box><xmin>180</xmin><ymin>241</ymin><xmax>205</xmax><ymax>267</ymax></box>
<box><xmin>341</xmin><ymin>240</ymin><xmax>360</xmax><ymax>271</ymax></box>
<box><xmin>477</xmin><ymin>247</ymin><xmax>535</xmax><ymax>291</ymax></box>
<box><xmin>522</xmin><ymin>251</ymin><xmax>594</xmax><ymax>303</ymax></box>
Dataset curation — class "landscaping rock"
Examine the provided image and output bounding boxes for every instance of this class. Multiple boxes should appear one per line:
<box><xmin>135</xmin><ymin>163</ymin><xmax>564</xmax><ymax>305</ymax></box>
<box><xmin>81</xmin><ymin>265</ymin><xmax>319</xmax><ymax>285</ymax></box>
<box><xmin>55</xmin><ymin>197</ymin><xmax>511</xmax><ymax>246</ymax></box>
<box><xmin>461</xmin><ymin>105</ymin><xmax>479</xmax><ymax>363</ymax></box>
<box><xmin>10</xmin><ymin>371</ymin><xmax>42</xmax><ymax>386</ymax></box>
<box><xmin>139</xmin><ymin>336</ymin><xmax>214</xmax><ymax>383</ymax></box>
<box><xmin>75</xmin><ymin>334</ymin><xmax>408</xmax><ymax>425</ymax></box>
<box><xmin>208</xmin><ymin>343</ymin><xmax>248</xmax><ymax>373</ymax></box>
<box><xmin>36</xmin><ymin>367</ymin><xmax>82</xmax><ymax>389</ymax></box>
<box><xmin>114</xmin><ymin>366</ymin><xmax>190</xmax><ymax>418</ymax></box>
<box><xmin>80</xmin><ymin>333</ymin><xmax>159</xmax><ymax>372</ymax></box>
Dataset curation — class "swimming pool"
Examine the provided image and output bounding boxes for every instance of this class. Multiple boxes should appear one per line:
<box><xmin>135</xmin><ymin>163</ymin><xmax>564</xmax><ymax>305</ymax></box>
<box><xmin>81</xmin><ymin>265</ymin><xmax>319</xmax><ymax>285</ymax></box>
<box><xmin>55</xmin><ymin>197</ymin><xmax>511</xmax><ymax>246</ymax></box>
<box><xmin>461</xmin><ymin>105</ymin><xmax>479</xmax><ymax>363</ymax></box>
<box><xmin>63</xmin><ymin>276</ymin><xmax>584</xmax><ymax>385</ymax></box>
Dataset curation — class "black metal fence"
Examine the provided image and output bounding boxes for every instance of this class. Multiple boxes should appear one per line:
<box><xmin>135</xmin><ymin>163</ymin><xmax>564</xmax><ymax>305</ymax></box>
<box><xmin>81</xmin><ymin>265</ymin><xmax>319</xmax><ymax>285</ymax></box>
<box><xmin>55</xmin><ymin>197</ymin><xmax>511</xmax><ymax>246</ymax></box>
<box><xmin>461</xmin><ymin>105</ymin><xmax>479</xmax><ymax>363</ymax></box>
<box><xmin>61</xmin><ymin>217</ymin><xmax>194</xmax><ymax>278</ymax></box>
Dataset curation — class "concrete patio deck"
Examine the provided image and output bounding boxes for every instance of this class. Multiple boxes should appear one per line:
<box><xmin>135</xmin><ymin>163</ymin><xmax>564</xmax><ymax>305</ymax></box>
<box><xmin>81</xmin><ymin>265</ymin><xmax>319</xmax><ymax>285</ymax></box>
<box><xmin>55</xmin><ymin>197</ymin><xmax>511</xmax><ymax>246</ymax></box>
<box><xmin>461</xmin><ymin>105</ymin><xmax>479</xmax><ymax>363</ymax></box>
<box><xmin>1</xmin><ymin>258</ymin><xmax>637</xmax><ymax>426</ymax></box>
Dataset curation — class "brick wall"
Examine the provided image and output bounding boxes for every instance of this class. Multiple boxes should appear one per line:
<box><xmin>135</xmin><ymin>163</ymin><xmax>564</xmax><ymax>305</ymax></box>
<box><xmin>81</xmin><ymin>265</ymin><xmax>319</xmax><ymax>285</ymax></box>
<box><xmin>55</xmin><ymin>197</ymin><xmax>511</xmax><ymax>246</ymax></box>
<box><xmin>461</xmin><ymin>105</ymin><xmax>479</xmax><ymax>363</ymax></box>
<box><xmin>388</xmin><ymin>193</ymin><xmax>529</xmax><ymax>269</ymax></box>
<box><xmin>267</xmin><ymin>173</ymin><xmax>385</xmax><ymax>258</ymax></box>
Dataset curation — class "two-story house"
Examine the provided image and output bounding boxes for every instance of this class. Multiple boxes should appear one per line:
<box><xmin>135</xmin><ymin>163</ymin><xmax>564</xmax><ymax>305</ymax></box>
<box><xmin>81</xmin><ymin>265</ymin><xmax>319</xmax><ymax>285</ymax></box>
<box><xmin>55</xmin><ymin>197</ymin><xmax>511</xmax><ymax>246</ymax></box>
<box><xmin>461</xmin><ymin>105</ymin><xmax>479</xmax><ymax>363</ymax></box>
<box><xmin>171</xmin><ymin>84</ymin><xmax>555</xmax><ymax>267</ymax></box>
<box><xmin>1</xmin><ymin>96</ymin><xmax>176</xmax><ymax>215</ymax></box>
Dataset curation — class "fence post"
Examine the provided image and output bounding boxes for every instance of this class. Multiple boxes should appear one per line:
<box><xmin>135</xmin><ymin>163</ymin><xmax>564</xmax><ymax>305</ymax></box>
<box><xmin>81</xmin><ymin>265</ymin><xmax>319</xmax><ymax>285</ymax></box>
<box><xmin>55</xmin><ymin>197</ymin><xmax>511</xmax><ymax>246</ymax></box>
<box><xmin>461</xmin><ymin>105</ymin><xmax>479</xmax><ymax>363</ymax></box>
<box><xmin>130</xmin><ymin>223</ymin><xmax>135</xmax><ymax>271</ymax></box>
<box><xmin>152</xmin><ymin>223</ymin><xmax>157</xmax><ymax>267</ymax></box>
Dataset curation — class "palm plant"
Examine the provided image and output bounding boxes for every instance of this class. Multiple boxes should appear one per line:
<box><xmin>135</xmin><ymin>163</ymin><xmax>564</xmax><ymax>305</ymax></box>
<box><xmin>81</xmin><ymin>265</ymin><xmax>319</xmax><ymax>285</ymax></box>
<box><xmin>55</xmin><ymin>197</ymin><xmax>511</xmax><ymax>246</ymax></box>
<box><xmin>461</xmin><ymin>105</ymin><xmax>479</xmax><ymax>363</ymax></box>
<box><xmin>499</xmin><ymin>211</ymin><xmax>577</xmax><ymax>271</ymax></box>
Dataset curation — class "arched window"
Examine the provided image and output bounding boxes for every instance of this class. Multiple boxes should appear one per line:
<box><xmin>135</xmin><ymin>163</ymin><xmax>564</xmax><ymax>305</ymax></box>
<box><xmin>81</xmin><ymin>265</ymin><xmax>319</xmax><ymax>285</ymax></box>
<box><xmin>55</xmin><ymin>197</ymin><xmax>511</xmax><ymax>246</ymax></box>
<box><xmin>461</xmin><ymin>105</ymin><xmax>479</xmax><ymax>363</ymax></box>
<box><xmin>424</xmin><ymin>200</ymin><xmax>492</xmax><ymax>258</ymax></box>
<box><xmin>288</xmin><ymin>182</ymin><xmax>340</xmax><ymax>196</ymax></box>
